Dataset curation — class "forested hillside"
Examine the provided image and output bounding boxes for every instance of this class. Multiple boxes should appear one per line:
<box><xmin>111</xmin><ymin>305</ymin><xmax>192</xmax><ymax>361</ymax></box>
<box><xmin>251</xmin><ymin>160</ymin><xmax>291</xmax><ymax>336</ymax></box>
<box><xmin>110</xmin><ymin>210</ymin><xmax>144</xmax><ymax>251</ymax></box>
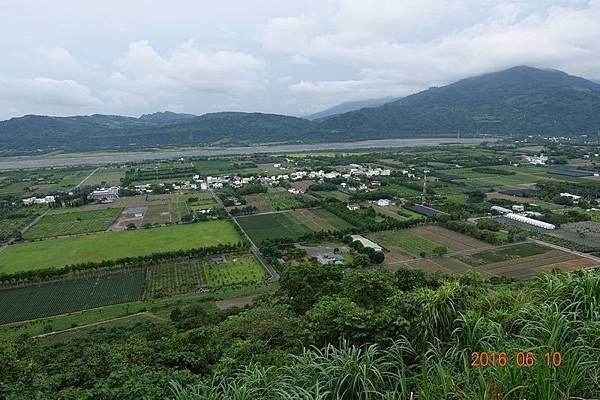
<box><xmin>2</xmin><ymin>66</ymin><xmax>600</xmax><ymax>155</ymax></box>
<box><xmin>2</xmin><ymin>266</ymin><xmax>599</xmax><ymax>399</ymax></box>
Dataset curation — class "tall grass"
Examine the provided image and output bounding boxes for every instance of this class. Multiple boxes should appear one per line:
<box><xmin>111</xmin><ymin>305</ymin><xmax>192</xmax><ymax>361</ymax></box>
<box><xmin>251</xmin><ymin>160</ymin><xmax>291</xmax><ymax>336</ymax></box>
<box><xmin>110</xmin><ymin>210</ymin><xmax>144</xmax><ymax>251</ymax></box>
<box><xmin>172</xmin><ymin>270</ymin><xmax>600</xmax><ymax>399</ymax></box>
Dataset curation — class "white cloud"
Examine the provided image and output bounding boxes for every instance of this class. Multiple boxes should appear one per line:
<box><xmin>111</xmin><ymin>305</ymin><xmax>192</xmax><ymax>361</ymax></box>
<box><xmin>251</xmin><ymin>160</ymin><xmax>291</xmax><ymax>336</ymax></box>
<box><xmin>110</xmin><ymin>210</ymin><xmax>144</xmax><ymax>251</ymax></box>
<box><xmin>111</xmin><ymin>40</ymin><xmax>265</xmax><ymax>95</ymax></box>
<box><xmin>261</xmin><ymin>0</ymin><xmax>600</xmax><ymax>106</ymax></box>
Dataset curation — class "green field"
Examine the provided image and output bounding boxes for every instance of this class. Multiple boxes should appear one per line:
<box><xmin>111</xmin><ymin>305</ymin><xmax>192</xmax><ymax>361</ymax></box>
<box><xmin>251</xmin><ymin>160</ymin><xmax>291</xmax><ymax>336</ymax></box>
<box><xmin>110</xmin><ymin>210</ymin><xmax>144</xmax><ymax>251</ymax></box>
<box><xmin>245</xmin><ymin>192</ymin><xmax>306</xmax><ymax>212</ymax></box>
<box><xmin>0</xmin><ymin>270</ymin><xmax>144</xmax><ymax>324</ymax></box>
<box><xmin>458</xmin><ymin>243</ymin><xmax>550</xmax><ymax>267</ymax></box>
<box><xmin>0</xmin><ymin>220</ymin><xmax>242</xmax><ymax>274</ymax></box>
<box><xmin>0</xmin><ymin>216</ymin><xmax>31</xmax><ymax>241</ymax></box>
<box><xmin>237</xmin><ymin>212</ymin><xmax>312</xmax><ymax>244</ymax></box>
<box><xmin>143</xmin><ymin>260</ymin><xmax>205</xmax><ymax>299</ymax></box>
<box><xmin>23</xmin><ymin>208</ymin><xmax>122</xmax><ymax>239</ymax></box>
<box><xmin>371</xmin><ymin>230</ymin><xmax>442</xmax><ymax>256</ymax></box>
<box><xmin>311</xmin><ymin>208</ymin><xmax>356</xmax><ymax>230</ymax></box>
<box><xmin>204</xmin><ymin>254</ymin><xmax>268</xmax><ymax>287</ymax></box>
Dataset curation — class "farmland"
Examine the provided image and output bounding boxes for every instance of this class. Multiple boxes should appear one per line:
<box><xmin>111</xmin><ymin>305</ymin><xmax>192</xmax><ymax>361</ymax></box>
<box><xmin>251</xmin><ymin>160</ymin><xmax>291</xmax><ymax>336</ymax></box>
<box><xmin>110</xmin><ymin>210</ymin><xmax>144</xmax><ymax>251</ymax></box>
<box><xmin>23</xmin><ymin>208</ymin><xmax>122</xmax><ymax>239</ymax></box>
<box><xmin>143</xmin><ymin>260</ymin><xmax>205</xmax><ymax>299</ymax></box>
<box><xmin>369</xmin><ymin>229</ymin><xmax>444</xmax><ymax>257</ymax></box>
<box><xmin>0</xmin><ymin>270</ymin><xmax>144</xmax><ymax>324</ymax></box>
<box><xmin>292</xmin><ymin>208</ymin><xmax>355</xmax><ymax>231</ymax></box>
<box><xmin>457</xmin><ymin>242</ymin><xmax>551</xmax><ymax>267</ymax></box>
<box><xmin>203</xmin><ymin>254</ymin><xmax>267</xmax><ymax>287</ymax></box>
<box><xmin>0</xmin><ymin>220</ymin><xmax>242</xmax><ymax>274</ymax></box>
<box><xmin>237</xmin><ymin>212</ymin><xmax>312</xmax><ymax>244</ymax></box>
<box><xmin>245</xmin><ymin>191</ymin><xmax>307</xmax><ymax>212</ymax></box>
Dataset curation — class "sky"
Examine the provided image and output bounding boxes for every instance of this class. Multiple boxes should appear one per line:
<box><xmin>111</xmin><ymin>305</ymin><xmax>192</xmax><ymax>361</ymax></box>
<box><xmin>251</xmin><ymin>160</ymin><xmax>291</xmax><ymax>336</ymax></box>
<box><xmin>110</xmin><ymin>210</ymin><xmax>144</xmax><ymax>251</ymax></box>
<box><xmin>1</xmin><ymin>0</ymin><xmax>600</xmax><ymax>120</ymax></box>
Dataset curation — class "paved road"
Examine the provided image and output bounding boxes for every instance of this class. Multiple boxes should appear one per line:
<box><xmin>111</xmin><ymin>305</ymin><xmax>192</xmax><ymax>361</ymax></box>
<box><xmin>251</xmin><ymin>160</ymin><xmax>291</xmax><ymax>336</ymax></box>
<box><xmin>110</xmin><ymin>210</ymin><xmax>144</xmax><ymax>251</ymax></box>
<box><xmin>209</xmin><ymin>190</ymin><xmax>280</xmax><ymax>282</ymax></box>
<box><xmin>0</xmin><ymin>138</ymin><xmax>494</xmax><ymax>170</ymax></box>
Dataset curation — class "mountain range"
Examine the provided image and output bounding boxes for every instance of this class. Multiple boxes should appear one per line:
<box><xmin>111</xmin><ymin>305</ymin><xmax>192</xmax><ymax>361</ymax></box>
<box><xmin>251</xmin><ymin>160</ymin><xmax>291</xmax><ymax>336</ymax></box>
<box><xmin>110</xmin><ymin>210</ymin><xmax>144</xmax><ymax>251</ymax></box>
<box><xmin>1</xmin><ymin>66</ymin><xmax>600</xmax><ymax>156</ymax></box>
<box><xmin>303</xmin><ymin>97</ymin><xmax>397</xmax><ymax>121</ymax></box>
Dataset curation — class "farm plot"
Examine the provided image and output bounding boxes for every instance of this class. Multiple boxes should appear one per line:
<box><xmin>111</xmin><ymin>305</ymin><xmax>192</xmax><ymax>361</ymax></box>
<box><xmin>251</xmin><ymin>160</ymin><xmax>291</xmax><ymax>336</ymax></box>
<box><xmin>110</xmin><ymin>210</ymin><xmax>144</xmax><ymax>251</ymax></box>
<box><xmin>292</xmin><ymin>208</ymin><xmax>355</xmax><ymax>232</ymax></box>
<box><xmin>0</xmin><ymin>270</ymin><xmax>144</xmax><ymax>324</ymax></box>
<box><xmin>411</xmin><ymin>225</ymin><xmax>488</xmax><ymax>251</ymax></box>
<box><xmin>475</xmin><ymin>250</ymin><xmax>585</xmax><ymax>279</ymax></box>
<box><xmin>237</xmin><ymin>212</ymin><xmax>312</xmax><ymax>244</ymax></box>
<box><xmin>143</xmin><ymin>260</ymin><xmax>205</xmax><ymax>299</ymax></box>
<box><xmin>203</xmin><ymin>254</ymin><xmax>267</xmax><ymax>287</ymax></box>
<box><xmin>245</xmin><ymin>192</ymin><xmax>306</xmax><ymax>213</ymax></box>
<box><xmin>457</xmin><ymin>243</ymin><xmax>550</xmax><ymax>267</ymax></box>
<box><xmin>369</xmin><ymin>229</ymin><xmax>443</xmax><ymax>257</ymax></box>
<box><xmin>0</xmin><ymin>217</ymin><xmax>31</xmax><ymax>241</ymax></box>
<box><xmin>23</xmin><ymin>208</ymin><xmax>122</xmax><ymax>239</ymax></box>
<box><xmin>0</xmin><ymin>220</ymin><xmax>242</xmax><ymax>274</ymax></box>
<box><xmin>142</xmin><ymin>204</ymin><xmax>172</xmax><ymax>225</ymax></box>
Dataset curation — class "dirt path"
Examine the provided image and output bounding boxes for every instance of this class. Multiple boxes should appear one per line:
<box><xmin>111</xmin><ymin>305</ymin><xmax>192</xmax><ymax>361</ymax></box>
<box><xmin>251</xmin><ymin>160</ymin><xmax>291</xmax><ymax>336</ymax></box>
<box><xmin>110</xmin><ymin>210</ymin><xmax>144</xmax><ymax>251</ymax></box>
<box><xmin>73</xmin><ymin>167</ymin><xmax>100</xmax><ymax>189</ymax></box>
<box><xmin>32</xmin><ymin>311</ymin><xmax>166</xmax><ymax>339</ymax></box>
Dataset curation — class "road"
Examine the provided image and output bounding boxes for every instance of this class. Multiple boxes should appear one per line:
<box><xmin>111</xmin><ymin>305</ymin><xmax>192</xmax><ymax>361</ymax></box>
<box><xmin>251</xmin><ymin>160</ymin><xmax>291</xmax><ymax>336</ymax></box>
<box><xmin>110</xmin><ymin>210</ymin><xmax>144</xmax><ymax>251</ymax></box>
<box><xmin>0</xmin><ymin>138</ymin><xmax>494</xmax><ymax>170</ymax></box>
<box><xmin>209</xmin><ymin>190</ymin><xmax>280</xmax><ymax>282</ymax></box>
<box><xmin>529</xmin><ymin>238</ymin><xmax>600</xmax><ymax>263</ymax></box>
<box><xmin>73</xmin><ymin>167</ymin><xmax>99</xmax><ymax>189</ymax></box>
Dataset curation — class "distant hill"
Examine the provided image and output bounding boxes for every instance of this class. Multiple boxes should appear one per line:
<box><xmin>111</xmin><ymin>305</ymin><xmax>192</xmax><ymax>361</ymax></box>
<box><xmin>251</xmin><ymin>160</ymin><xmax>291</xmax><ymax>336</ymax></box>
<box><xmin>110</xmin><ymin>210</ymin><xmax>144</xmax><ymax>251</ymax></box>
<box><xmin>139</xmin><ymin>111</ymin><xmax>197</xmax><ymax>124</ymax></box>
<box><xmin>319</xmin><ymin>66</ymin><xmax>600</xmax><ymax>139</ymax></box>
<box><xmin>304</xmin><ymin>97</ymin><xmax>396</xmax><ymax>120</ymax></box>
<box><xmin>2</xmin><ymin>66</ymin><xmax>600</xmax><ymax>155</ymax></box>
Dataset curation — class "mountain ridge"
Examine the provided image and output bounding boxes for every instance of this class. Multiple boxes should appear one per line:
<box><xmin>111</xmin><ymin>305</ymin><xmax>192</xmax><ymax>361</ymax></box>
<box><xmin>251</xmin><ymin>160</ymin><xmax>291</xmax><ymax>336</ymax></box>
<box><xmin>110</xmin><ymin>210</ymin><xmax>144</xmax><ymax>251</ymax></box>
<box><xmin>2</xmin><ymin>66</ymin><xmax>599</xmax><ymax>155</ymax></box>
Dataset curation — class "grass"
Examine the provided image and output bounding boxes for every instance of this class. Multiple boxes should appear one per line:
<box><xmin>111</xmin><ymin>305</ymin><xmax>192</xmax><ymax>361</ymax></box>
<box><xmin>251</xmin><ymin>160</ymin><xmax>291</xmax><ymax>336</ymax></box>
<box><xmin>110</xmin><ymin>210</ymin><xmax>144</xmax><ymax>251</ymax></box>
<box><xmin>237</xmin><ymin>212</ymin><xmax>312</xmax><ymax>244</ymax></box>
<box><xmin>459</xmin><ymin>243</ymin><xmax>550</xmax><ymax>267</ymax></box>
<box><xmin>82</xmin><ymin>167</ymin><xmax>126</xmax><ymax>187</ymax></box>
<box><xmin>23</xmin><ymin>208</ymin><xmax>122</xmax><ymax>239</ymax></box>
<box><xmin>0</xmin><ymin>220</ymin><xmax>242</xmax><ymax>274</ymax></box>
<box><xmin>371</xmin><ymin>230</ymin><xmax>442</xmax><ymax>256</ymax></box>
<box><xmin>0</xmin><ymin>270</ymin><xmax>145</xmax><ymax>324</ymax></box>
<box><xmin>245</xmin><ymin>192</ymin><xmax>306</xmax><ymax>212</ymax></box>
<box><xmin>204</xmin><ymin>254</ymin><xmax>268</xmax><ymax>287</ymax></box>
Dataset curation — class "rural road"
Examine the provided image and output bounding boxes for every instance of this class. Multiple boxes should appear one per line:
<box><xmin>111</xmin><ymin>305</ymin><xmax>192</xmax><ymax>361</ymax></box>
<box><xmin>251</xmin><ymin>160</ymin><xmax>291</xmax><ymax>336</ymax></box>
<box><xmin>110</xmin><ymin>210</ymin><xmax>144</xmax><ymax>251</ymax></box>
<box><xmin>0</xmin><ymin>138</ymin><xmax>494</xmax><ymax>170</ymax></box>
<box><xmin>73</xmin><ymin>167</ymin><xmax>99</xmax><ymax>189</ymax></box>
<box><xmin>529</xmin><ymin>238</ymin><xmax>600</xmax><ymax>263</ymax></box>
<box><xmin>0</xmin><ymin>208</ymin><xmax>51</xmax><ymax>253</ymax></box>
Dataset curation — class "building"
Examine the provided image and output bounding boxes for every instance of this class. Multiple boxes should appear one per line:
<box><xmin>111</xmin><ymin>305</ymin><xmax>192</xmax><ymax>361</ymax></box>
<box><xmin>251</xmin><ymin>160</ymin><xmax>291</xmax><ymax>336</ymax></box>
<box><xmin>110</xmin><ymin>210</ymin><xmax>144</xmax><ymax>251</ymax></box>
<box><xmin>350</xmin><ymin>235</ymin><xmax>383</xmax><ymax>251</ymax></box>
<box><xmin>512</xmin><ymin>205</ymin><xmax>525</xmax><ymax>212</ymax></box>
<box><xmin>505</xmin><ymin>213</ymin><xmax>555</xmax><ymax>229</ymax></box>
<box><xmin>376</xmin><ymin>198</ymin><xmax>391</xmax><ymax>207</ymax></box>
<box><xmin>347</xmin><ymin>203</ymin><xmax>360</xmax><ymax>211</ymax></box>
<box><xmin>316</xmin><ymin>253</ymin><xmax>345</xmax><ymax>265</ymax></box>
<box><xmin>88</xmin><ymin>187</ymin><xmax>119</xmax><ymax>202</ymax></box>
<box><xmin>491</xmin><ymin>205</ymin><xmax>512</xmax><ymax>214</ymax></box>
<box><xmin>560</xmin><ymin>192</ymin><xmax>582</xmax><ymax>201</ymax></box>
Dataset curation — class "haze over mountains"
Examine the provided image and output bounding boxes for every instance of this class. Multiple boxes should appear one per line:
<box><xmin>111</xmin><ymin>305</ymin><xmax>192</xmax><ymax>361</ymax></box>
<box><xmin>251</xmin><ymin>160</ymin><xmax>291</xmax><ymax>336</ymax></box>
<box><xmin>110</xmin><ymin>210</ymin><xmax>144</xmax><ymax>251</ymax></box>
<box><xmin>2</xmin><ymin>66</ymin><xmax>600</xmax><ymax>156</ymax></box>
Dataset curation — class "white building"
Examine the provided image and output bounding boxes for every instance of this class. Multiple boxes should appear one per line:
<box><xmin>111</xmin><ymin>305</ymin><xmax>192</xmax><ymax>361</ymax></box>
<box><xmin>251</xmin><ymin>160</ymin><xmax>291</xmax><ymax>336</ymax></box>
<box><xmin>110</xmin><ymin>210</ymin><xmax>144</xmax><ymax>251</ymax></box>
<box><xmin>560</xmin><ymin>192</ymin><xmax>582</xmax><ymax>201</ymax></box>
<box><xmin>491</xmin><ymin>205</ymin><xmax>512</xmax><ymax>214</ymax></box>
<box><xmin>505</xmin><ymin>213</ymin><xmax>555</xmax><ymax>229</ymax></box>
<box><xmin>347</xmin><ymin>203</ymin><xmax>360</xmax><ymax>211</ymax></box>
<box><xmin>350</xmin><ymin>235</ymin><xmax>383</xmax><ymax>251</ymax></box>
<box><xmin>376</xmin><ymin>199</ymin><xmax>391</xmax><ymax>207</ymax></box>
<box><xmin>512</xmin><ymin>205</ymin><xmax>525</xmax><ymax>212</ymax></box>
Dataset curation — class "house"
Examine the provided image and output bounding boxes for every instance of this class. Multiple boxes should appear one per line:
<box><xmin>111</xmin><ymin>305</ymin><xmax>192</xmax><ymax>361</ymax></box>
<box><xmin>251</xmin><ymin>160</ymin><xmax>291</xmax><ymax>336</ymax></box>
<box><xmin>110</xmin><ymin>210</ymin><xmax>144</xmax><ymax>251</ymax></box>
<box><xmin>512</xmin><ymin>205</ymin><xmax>525</xmax><ymax>212</ymax></box>
<box><xmin>376</xmin><ymin>199</ymin><xmax>390</xmax><ymax>207</ymax></box>
<box><xmin>347</xmin><ymin>203</ymin><xmax>360</xmax><ymax>211</ymax></box>
<box><xmin>371</xmin><ymin>180</ymin><xmax>381</xmax><ymax>187</ymax></box>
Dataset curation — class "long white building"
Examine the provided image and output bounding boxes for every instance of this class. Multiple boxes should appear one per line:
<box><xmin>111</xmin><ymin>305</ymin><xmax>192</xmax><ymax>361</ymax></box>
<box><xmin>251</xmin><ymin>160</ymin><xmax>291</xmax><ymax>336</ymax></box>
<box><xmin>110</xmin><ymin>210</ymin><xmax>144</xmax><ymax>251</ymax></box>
<box><xmin>505</xmin><ymin>213</ymin><xmax>555</xmax><ymax>230</ymax></box>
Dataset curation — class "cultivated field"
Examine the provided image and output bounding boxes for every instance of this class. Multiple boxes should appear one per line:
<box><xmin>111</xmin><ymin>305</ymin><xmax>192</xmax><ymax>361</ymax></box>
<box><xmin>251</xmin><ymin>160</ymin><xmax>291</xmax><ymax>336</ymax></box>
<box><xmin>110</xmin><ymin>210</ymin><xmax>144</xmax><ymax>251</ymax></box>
<box><xmin>0</xmin><ymin>270</ymin><xmax>144</xmax><ymax>324</ymax></box>
<box><xmin>203</xmin><ymin>254</ymin><xmax>267</xmax><ymax>287</ymax></box>
<box><xmin>237</xmin><ymin>212</ymin><xmax>312</xmax><ymax>244</ymax></box>
<box><xmin>292</xmin><ymin>208</ymin><xmax>354</xmax><ymax>232</ymax></box>
<box><xmin>411</xmin><ymin>225</ymin><xmax>488</xmax><ymax>251</ymax></box>
<box><xmin>23</xmin><ymin>208</ymin><xmax>122</xmax><ymax>239</ymax></box>
<box><xmin>0</xmin><ymin>220</ymin><xmax>242</xmax><ymax>274</ymax></box>
<box><xmin>143</xmin><ymin>260</ymin><xmax>205</xmax><ymax>299</ymax></box>
<box><xmin>245</xmin><ymin>191</ymin><xmax>306</xmax><ymax>213</ymax></box>
<box><xmin>369</xmin><ymin>229</ymin><xmax>443</xmax><ymax>257</ymax></box>
<box><xmin>457</xmin><ymin>243</ymin><xmax>550</xmax><ymax>267</ymax></box>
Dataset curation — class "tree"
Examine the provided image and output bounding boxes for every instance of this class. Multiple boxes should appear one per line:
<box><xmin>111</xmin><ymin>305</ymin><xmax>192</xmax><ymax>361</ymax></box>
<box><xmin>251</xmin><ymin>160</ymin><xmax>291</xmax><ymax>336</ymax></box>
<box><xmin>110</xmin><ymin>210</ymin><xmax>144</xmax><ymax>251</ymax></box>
<box><xmin>433</xmin><ymin>246</ymin><xmax>448</xmax><ymax>257</ymax></box>
<box><xmin>343</xmin><ymin>268</ymin><xmax>395</xmax><ymax>307</ymax></box>
<box><xmin>350</xmin><ymin>254</ymin><xmax>371</xmax><ymax>268</ymax></box>
<box><xmin>280</xmin><ymin>263</ymin><xmax>343</xmax><ymax>314</ymax></box>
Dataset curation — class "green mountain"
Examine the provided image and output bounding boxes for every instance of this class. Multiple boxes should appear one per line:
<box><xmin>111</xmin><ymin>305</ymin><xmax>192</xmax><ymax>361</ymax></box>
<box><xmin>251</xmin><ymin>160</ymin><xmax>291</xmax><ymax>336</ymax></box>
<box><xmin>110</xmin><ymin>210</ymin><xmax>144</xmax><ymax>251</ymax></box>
<box><xmin>1</xmin><ymin>66</ymin><xmax>599</xmax><ymax>155</ymax></box>
<box><xmin>319</xmin><ymin>66</ymin><xmax>600</xmax><ymax>138</ymax></box>
<box><xmin>304</xmin><ymin>96</ymin><xmax>397</xmax><ymax>121</ymax></box>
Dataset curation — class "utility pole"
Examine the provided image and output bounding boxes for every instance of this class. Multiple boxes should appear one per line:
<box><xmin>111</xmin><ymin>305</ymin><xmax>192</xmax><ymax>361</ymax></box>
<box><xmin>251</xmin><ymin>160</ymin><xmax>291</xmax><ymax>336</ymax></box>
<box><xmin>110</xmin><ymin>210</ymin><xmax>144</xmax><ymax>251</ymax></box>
<box><xmin>422</xmin><ymin>170</ymin><xmax>429</xmax><ymax>199</ymax></box>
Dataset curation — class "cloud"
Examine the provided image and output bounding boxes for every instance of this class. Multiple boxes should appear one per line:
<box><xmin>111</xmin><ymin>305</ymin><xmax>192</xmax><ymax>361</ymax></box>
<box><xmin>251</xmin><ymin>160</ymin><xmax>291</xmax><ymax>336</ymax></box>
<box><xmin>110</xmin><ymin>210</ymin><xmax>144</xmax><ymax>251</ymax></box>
<box><xmin>0</xmin><ymin>77</ymin><xmax>101</xmax><ymax>107</ymax></box>
<box><xmin>110</xmin><ymin>40</ymin><xmax>265</xmax><ymax>95</ymax></box>
<box><xmin>261</xmin><ymin>0</ymin><xmax>600</xmax><ymax>105</ymax></box>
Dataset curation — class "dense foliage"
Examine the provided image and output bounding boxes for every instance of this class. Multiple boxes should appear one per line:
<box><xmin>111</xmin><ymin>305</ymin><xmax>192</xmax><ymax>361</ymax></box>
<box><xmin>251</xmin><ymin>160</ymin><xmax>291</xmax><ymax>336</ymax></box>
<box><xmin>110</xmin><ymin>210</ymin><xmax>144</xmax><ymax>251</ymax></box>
<box><xmin>1</xmin><ymin>266</ymin><xmax>599</xmax><ymax>399</ymax></box>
